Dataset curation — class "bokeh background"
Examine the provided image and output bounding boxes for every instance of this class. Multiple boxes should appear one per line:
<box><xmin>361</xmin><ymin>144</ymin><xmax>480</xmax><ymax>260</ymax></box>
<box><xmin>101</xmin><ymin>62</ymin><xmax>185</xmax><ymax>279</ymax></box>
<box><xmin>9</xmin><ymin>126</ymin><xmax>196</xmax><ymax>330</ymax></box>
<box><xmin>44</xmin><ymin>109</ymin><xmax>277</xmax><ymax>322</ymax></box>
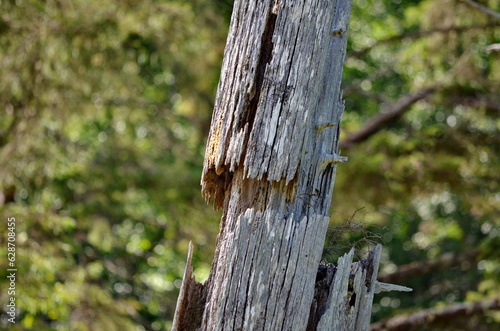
<box><xmin>0</xmin><ymin>0</ymin><xmax>498</xmax><ymax>330</ymax></box>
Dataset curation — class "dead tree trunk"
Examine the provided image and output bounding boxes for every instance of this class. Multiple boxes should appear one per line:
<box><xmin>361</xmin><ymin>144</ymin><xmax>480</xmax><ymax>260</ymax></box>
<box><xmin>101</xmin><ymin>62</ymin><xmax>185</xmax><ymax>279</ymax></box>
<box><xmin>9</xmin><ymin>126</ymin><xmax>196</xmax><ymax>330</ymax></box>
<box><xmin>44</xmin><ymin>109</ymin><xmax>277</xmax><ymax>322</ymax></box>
<box><xmin>173</xmin><ymin>0</ymin><xmax>410</xmax><ymax>330</ymax></box>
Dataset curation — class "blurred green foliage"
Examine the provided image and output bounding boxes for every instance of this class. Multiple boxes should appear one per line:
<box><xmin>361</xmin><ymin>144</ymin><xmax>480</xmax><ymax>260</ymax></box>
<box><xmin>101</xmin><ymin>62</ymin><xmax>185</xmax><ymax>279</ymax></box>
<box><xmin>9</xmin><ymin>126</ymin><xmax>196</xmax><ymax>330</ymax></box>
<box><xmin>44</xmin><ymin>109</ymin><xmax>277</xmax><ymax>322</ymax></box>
<box><xmin>332</xmin><ymin>0</ymin><xmax>499</xmax><ymax>328</ymax></box>
<box><xmin>0</xmin><ymin>0</ymin><xmax>498</xmax><ymax>330</ymax></box>
<box><xmin>0</xmin><ymin>0</ymin><xmax>230</xmax><ymax>329</ymax></box>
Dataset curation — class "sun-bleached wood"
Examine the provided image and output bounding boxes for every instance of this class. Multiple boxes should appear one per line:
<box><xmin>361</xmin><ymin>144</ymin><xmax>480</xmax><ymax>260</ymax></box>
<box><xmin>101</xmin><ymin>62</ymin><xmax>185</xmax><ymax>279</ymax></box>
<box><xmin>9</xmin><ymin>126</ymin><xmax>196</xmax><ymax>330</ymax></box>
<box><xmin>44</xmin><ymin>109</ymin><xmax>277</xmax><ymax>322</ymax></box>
<box><xmin>201</xmin><ymin>0</ymin><xmax>352</xmax><ymax>210</ymax></box>
<box><xmin>173</xmin><ymin>0</ymin><xmax>408</xmax><ymax>330</ymax></box>
<box><xmin>315</xmin><ymin>245</ymin><xmax>412</xmax><ymax>331</ymax></box>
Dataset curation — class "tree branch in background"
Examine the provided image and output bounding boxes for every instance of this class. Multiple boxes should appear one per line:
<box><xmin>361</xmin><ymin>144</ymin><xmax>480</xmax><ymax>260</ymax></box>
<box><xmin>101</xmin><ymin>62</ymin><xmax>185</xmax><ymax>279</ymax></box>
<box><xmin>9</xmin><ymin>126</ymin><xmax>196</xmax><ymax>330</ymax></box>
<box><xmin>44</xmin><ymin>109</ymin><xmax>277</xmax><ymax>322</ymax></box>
<box><xmin>486</xmin><ymin>43</ymin><xmax>500</xmax><ymax>53</ymax></box>
<box><xmin>339</xmin><ymin>86</ymin><xmax>439</xmax><ymax>150</ymax></box>
<box><xmin>370</xmin><ymin>298</ymin><xmax>500</xmax><ymax>331</ymax></box>
<box><xmin>347</xmin><ymin>23</ymin><xmax>499</xmax><ymax>60</ymax></box>
<box><xmin>343</xmin><ymin>69</ymin><xmax>391</xmax><ymax>97</ymax></box>
<box><xmin>378</xmin><ymin>249</ymin><xmax>478</xmax><ymax>284</ymax></box>
<box><xmin>447</xmin><ymin>95</ymin><xmax>500</xmax><ymax>114</ymax></box>
<box><xmin>349</xmin><ymin>89</ymin><xmax>391</xmax><ymax>105</ymax></box>
<box><xmin>460</xmin><ymin>0</ymin><xmax>500</xmax><ymax>20</ymax></box>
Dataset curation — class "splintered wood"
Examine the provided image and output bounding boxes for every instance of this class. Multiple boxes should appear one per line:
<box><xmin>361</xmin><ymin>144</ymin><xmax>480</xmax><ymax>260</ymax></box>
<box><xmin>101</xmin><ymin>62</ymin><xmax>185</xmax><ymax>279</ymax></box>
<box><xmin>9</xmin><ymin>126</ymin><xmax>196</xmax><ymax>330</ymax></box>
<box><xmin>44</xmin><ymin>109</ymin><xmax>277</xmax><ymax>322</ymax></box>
<box><xmin>173</xmin><ymin>1</ymin><xmax>411</xmax><ymax>330</ymax></box>
<box><xmin>200</xmin><ymin>0</ymin><xmax>352</xmax><ymax>208</ymax></box>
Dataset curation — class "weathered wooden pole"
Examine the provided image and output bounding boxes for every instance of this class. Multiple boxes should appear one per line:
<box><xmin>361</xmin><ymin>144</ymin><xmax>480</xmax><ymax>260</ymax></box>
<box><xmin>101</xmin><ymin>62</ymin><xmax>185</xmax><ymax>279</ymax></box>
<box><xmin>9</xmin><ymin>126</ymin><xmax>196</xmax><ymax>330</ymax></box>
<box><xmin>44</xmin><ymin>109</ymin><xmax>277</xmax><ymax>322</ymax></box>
<box><xmin>173</xmin><ymin>0</ymin><xmax>410</xmax><ymax>330</ymax></box>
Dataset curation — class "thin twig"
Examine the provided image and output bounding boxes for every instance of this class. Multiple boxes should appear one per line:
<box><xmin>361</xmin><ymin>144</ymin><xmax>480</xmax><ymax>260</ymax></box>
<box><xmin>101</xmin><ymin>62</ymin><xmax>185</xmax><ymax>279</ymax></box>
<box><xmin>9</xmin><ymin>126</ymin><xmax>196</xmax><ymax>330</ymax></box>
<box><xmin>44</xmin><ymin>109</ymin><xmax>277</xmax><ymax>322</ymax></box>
<box><xmin>347</xmin><ymin>23</ymin><xmax>499</xmax><ymax>60</ymax></box>
<box><xmin>371</xmin><ymin>298</ymin><xmax>500</xmax><ymax>331</ymax></box>
<box><xmin>323</xmin><ymin>208</ymin><xmax>385</xmax><ymax>261</ymax></box>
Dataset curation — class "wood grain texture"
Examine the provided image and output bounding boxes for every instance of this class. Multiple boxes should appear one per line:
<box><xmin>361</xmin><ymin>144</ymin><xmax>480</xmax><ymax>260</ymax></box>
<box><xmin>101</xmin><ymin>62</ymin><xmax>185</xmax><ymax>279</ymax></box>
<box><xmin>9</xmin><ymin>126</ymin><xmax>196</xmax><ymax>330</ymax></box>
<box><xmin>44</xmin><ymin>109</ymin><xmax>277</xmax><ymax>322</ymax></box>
<box><xmin>172</xmin><ymin>243</ymin><xmax>205</xmax><ymax>331</ymax></box>
<box><xmin>171</xmin><ymin>0</ymin><xmax>397</xmax><ymax>330</ymax></box>
<box><xmin>315</xmin><ymin>245</ymin><xmax>382</xmax><ymax>330</ymax></box>
<box><xmin>201</xmin><ymin>0</ymin><xmax>352</xmax><ymax>208</ymax></box>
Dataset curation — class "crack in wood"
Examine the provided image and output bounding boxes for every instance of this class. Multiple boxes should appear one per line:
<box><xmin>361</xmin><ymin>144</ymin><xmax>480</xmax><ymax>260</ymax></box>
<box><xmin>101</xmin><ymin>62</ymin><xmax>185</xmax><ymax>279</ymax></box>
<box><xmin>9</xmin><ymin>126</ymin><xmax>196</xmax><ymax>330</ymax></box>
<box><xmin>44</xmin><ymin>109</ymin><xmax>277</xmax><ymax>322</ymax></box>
<box><xmin>238</xmin><ymin>10</ymin><xmax>277</xmax><ymax>131</ymax></box>
<box><xmin>307</xmin><ymin>264</ymin><xmax>336</xmax><ymax>331</ymax></box>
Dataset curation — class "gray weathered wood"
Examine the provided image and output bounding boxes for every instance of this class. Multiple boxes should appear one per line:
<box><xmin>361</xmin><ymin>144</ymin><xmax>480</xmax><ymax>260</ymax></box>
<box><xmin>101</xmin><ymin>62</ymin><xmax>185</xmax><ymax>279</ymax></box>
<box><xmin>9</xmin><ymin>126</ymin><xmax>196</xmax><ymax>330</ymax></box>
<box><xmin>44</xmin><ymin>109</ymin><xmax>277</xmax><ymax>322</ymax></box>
<box><xmin>172</xmin><ymin>242</ymin><xmax>194</xmax><ymax>331</ymax></box>
<box><xmin>199</xmin><ymin>2</ymin><xmax>353</xmax><ymax>329</ymax></box>
<box><xmin>173</xmin><ymin>0</ymin><xmax>410</xmax><ymax>330</ymax></box>
<box><xmin>172</xmin><ymin>242</ymin><xmax>205</xmax><ymax>331</ymax></box>
<box><xmin>315</xmin><ymin>245</ymin><xmax>403</xmax><ymax>331</ymax></box>
<box><xmin>201</xmin><ymin>0</ymin><xmax>351</xmax><ymax>210</ymax></box>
